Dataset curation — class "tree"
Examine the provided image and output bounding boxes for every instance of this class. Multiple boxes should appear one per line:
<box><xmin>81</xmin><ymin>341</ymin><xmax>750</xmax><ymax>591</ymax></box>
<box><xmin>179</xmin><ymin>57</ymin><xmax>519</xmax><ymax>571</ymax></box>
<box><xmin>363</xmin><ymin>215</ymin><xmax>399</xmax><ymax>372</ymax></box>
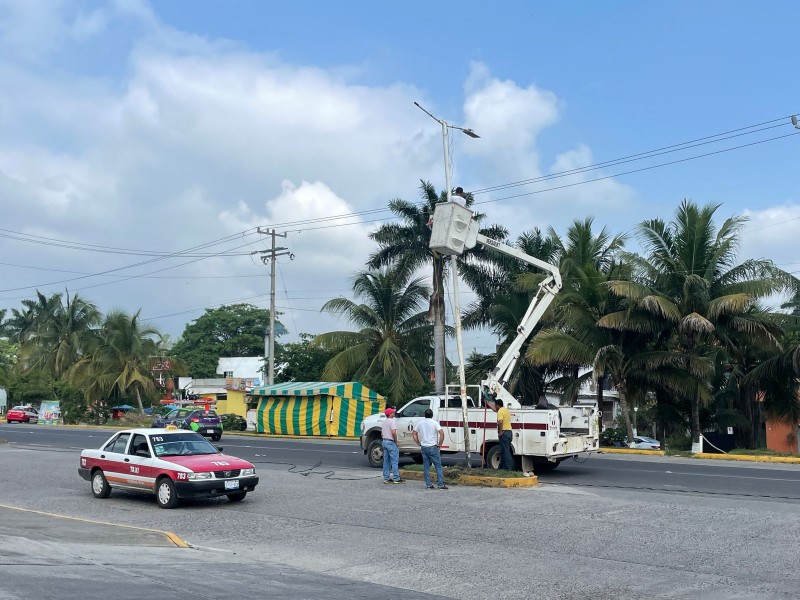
<box><xmin>368</xmin><ymin>180</ymin><xmax>504</xmax><ymax>395</ymax></box>
<box><xmin>275</xmin><ymin>334</ymin><xmax>337</xmax><ymax>383</ymax></box>
<box><xmin>24</xmin><ymin>292</ymin><xmax>100</xmax><ymax>379</ymax></box>
<box><xmin>0</xmin><ymin>338</ymin><xmax>18</xmax><ymax>388</ymax></box>
<box><xmin>603</xmin><ymin>200</ymin><xmax>798</xmax><ymax>445</ymax></box>
<box><xmin>172</xmin><ymin>304</ymin><xmax>286</xmax><ymax>377</ymax></box>
<box><xmin>312</xmin><ymin>265</ymin><xmax>433</xmax><ymax>404</ymax></box>
<box><xmin>69</xmin><ymin>310</ymin><xmax>162</xmax><ymax>415</ymax></box>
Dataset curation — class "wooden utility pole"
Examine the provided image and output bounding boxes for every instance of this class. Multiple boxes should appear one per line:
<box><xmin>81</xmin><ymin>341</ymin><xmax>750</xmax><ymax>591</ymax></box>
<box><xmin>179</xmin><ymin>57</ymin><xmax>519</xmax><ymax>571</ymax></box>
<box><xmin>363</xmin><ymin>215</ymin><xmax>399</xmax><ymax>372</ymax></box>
<box><xmin>253</xmin><ymin>228</ymin><xmax>291</xmax><ymax>385</ymax></box>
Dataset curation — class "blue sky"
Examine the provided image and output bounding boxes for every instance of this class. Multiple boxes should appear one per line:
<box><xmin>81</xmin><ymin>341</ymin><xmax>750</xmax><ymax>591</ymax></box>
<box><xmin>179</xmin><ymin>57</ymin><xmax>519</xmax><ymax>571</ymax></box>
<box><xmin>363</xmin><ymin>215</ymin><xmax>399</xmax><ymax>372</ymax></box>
<box><xmin>0</xmin><ymin>0</ymin><xmax>798</xmax><ymax>362</ymax></box>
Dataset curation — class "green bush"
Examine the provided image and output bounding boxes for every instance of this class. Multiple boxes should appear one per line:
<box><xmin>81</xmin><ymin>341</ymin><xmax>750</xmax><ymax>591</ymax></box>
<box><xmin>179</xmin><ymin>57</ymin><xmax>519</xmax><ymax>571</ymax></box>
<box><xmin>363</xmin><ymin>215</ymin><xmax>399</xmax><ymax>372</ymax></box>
<box><xmin>664</xmin><ymin>432</ymin><xmax>692</xmax><ymax>451</ymax></box>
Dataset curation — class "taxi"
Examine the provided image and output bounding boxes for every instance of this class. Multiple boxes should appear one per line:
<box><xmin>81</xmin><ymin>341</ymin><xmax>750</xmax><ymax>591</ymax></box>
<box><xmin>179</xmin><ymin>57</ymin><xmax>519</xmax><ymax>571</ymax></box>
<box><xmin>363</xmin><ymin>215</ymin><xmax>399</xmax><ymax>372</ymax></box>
<box><xmin>78</xmin><ymin>427</ymin><xmax>259</xmax><ymax>509</ymax></box>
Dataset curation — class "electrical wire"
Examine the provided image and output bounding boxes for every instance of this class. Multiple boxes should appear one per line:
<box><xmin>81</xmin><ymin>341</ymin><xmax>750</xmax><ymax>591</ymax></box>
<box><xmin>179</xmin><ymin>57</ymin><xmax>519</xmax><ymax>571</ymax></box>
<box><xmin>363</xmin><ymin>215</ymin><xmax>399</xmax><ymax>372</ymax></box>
<box><xmin>1</xmin><ymin>115</ymin><xmax>796</xmax><ymax>296</ymax></box>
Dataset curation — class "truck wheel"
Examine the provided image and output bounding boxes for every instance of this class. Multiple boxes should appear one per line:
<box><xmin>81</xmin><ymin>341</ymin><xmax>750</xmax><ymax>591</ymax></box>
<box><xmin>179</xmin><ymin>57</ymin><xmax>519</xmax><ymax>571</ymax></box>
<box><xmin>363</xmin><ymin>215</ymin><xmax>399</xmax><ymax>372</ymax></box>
<box><xmin>533</xmin><ymin>460</ymin><xmax>560</xmax><ymax>473</ymax></box>
<box><xmin>227</xmin><ymin>492</ymin><xmax>247</xmax><ymax>502</ymax></box>
<box><xmin>366</xmin><ymin>439</ymin><xmax>384</xmax><ymax>468</ymax></box>
<box><xmin>410</xmin><ymin>454</ymin><xmax>424</xmax><ymax>464</ymax></box>
<box><xmin>484</xmin><ymin>445</ymin><xmax>501</xmax><ymax>469</ymax></box>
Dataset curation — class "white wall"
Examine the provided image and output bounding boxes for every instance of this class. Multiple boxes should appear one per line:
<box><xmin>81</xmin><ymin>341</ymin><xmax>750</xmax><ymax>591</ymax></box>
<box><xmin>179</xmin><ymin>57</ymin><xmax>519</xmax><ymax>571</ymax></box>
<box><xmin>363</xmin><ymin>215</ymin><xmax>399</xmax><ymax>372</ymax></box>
<box><xmin>217</xmin><ymin>357</ymin><xmax>264</xmax><ymax>383</ymax></box>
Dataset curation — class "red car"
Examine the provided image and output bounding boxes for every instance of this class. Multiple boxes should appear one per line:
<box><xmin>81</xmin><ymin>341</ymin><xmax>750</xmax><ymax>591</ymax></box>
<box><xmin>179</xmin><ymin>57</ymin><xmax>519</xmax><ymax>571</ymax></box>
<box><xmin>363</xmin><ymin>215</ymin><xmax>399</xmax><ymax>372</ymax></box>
<box><xmin>6</xmin><ymin>406</ymin><xmax>39</xmax><ymax>424</ymax></box>
<box><xmin>78</xmin><ymin>428</ymin><xmax>259</xmax><ymax>509</ymax></box>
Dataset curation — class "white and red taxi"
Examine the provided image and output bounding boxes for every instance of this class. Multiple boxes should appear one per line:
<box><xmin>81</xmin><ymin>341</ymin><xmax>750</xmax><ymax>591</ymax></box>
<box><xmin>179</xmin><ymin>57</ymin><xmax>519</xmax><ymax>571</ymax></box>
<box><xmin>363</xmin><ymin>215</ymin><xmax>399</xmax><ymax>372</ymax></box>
<box><xmin>78</xmin><ymin>427</ymin><xmax>259</xmax><ymax>509</ymax></box>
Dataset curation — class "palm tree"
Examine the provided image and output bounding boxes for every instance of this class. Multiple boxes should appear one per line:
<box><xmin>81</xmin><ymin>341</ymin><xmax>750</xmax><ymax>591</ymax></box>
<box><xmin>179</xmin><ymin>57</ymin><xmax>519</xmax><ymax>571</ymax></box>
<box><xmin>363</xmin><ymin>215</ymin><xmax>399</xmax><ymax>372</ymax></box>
<box><xmin>604</xmin><ymin>200</ymin><xmax>798</xmax><ymax>445</ymax></box>
<box><xmin>368</xmin><ymin>180</ymin><xmax>504</xmax><ymax>395</ymax></box>
<box><xmin>25</xmin><ymin>292</ymin><xmax>100</xmax><ymax>379</ymax></box>
<box><xmin>312</xmin><ymin>265</ymin><xmax>433</xmax><ymax>405</ymax></box>
<box><xmin>69</xmin><ymin>310</ymin><xmax>162</xmax><ymax>415</ymax></box>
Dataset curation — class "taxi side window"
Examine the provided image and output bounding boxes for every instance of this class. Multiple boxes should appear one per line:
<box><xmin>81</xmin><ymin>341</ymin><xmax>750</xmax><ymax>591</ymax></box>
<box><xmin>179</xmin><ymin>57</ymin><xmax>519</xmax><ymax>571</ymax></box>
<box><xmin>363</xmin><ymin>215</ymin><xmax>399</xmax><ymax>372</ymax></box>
<box><xmin>129</xmin><ymin>434</ymin><xmax>150</xmax><ymax>457</ymax></box>
<box><xmin>106</xmin><ymin>433</ymin><xmax>131</xmax><ymax>454</ymax></box>
<box><xmin>165</xmin><ymin>410</ymin><xmax>179</xmax><ymax>418</ymax></box>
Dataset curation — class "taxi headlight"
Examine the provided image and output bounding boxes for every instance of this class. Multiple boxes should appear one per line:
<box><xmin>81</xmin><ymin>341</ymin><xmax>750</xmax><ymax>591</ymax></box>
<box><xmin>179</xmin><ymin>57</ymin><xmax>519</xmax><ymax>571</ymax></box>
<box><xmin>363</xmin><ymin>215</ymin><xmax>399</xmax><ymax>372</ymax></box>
<box><xmin>187</xmin><ymin>472</ymin><xmax>212</xmax><ymax>480</ymax></box>
<box><xmin>240</xmin><ymin>468</ymin><xmax>255</xmax><ymax>476</ymax></box>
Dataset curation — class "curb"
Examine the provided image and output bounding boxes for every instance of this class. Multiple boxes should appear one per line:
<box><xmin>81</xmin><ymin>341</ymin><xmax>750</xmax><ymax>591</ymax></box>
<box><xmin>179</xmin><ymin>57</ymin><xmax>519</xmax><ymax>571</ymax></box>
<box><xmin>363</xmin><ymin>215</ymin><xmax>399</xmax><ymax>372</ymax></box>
<box><xmin>0</xmin><ymin>503</ymin><xmax>190</xmax><ymax>548</ymax></box>
<box><xmin>693</xmin><ymin>453</ymin><xmax>800</xmax><ymax>464</ymax></box>
<box><xmin>399</xmin><ymin>469</ymin><xmax>539</xmax><ymax>487</ymax></box>
<box><xmin>600</xmin><ymin>448</ymin><xmax>665</xmax><ymax>456</ymax></box>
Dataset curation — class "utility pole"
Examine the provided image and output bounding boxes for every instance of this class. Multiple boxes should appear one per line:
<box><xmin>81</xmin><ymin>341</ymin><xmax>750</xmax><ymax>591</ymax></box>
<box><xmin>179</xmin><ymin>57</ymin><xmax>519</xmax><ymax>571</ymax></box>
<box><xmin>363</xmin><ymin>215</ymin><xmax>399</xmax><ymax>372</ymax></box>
<box><xmin>415</xmin><ymin>101</ymin><xmax>480</xmax><ymax>466</ymax></box>
<box><xmin>253</xmin><ymin>228</ymin><xmax>292</xmax><ymax>385</ymax></box>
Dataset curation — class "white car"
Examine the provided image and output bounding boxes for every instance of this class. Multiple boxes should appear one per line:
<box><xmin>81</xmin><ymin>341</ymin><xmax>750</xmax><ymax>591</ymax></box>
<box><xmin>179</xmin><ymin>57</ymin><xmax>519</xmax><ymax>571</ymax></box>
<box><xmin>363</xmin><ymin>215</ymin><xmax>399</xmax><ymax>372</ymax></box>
<box><xmin>629</xmin><ymin>436</ymin><xmax>661</xmax><ymax>450</ymax></box>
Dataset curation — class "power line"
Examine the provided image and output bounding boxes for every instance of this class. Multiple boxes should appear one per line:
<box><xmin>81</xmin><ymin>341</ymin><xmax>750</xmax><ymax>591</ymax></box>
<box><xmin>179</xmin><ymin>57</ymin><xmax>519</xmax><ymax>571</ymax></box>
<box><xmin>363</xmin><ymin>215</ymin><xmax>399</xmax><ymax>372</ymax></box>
<box><xmin>470</xmin><ymin>117</ymin><xmax>791</xmax><ymax>195</ymax></box>
<box><xmin>2</xmin><ymin>114</ymin><xmax>796</xmax><ymax>296</ymax></box>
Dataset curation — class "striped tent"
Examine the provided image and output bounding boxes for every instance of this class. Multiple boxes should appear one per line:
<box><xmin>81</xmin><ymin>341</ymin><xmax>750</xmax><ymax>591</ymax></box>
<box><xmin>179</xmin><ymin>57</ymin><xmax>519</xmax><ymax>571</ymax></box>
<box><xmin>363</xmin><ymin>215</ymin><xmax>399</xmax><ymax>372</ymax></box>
<box><xmin>250</xmin><ymin>381</ymin><xmax>385</xmax><ymax>437</ymax></box>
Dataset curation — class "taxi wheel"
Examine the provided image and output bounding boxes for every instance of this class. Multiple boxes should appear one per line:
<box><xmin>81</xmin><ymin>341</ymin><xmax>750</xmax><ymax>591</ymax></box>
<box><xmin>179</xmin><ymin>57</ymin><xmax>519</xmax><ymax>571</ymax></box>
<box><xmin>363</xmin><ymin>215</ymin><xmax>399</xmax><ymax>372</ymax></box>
<box><xmin>91</xmin><ymin>470</ymin><xmax>111</xmax><ymax>499</ymax></box>
<box><xmin>226</xmin><ymin>492</ymin><xmax>247</xmax><ymax>502</ymax></box>
<box><xmin>156</xmin><ymin>477</ymin><xmax>179</xmax><ymax>509</ymax></box>
<box><xmin>212</xmin><ymin>433</ymin><xmax>221</xmax><ymax>442</ymax></box>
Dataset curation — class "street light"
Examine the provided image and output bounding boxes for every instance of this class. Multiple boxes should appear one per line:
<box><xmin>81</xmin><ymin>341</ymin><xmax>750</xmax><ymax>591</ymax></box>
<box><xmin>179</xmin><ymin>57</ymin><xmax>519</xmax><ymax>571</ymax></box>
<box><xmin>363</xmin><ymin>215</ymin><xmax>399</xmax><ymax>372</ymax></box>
<box><xmin>415</xmin><ymin>101</ymin><xmax>479</xmax><ymax>466</ymax></box>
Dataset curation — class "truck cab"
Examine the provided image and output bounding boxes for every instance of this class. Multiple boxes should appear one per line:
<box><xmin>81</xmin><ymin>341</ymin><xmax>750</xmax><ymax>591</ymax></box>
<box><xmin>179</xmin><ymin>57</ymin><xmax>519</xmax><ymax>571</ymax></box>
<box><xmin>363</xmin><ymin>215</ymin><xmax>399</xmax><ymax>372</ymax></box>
<box><xmin>360</xmin><ymin>395</ymin><xmax>475</xmax><ymax>468</ymax></box>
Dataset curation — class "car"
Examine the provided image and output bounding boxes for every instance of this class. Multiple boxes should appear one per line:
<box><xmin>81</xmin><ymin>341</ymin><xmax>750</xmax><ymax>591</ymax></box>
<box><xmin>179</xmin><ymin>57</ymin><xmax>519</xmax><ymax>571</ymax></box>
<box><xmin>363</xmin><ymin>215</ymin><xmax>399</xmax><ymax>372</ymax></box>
<box><xmin>220</xmin><ymin>413</ymin><xmax>248</xmax><ymax>431</ymax></box>
<box><xmin>151</xmin><ymin>408</ymin><xmax>223</xmax><ymax>441</ymax></box>
<box><xmin>627</xmin><ymin>436</ymin><xmax>662</xmax><ymax>450</ymax></box>
<box><xmin>6</xmin><ymin>406</ymin><xmax>39</xmax><ymax>424</ymax></box>
<box><xmin>78</xmin><ymin>428</ymin><xmax>259</xmax><ymax>509</ymax></box>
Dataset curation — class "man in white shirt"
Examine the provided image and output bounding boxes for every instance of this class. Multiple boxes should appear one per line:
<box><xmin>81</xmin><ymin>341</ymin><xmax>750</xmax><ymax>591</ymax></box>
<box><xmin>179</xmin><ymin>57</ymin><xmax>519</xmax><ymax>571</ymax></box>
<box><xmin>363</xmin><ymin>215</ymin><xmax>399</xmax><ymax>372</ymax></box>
<box><xmin>451</xmin><ymin>186</ymin><xmax>467</xmax><ymax>207</ymax></box>
<box><xmin>412</xmin><ymin>408</ymin><xmax>448</xmax><ymax>489</ymax></box>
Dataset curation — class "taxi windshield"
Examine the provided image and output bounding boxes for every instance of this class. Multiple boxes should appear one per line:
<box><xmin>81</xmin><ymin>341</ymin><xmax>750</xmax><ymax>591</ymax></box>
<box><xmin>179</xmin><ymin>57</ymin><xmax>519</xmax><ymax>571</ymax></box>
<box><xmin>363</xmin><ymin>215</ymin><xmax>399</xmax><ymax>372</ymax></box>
<box><xmin>149</xmin><ymin>432</ymin><xmax>219</xmax><ymax>457</ymax></box>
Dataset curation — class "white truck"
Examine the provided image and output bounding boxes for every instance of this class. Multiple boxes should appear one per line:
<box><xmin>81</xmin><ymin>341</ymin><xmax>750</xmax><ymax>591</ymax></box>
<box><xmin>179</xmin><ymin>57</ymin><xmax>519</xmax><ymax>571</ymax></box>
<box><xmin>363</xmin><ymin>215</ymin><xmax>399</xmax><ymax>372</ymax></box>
<box><xmin>359</xmin><ymin>202</ymin><xmax>600</xmax><ymax>472</ymax></box>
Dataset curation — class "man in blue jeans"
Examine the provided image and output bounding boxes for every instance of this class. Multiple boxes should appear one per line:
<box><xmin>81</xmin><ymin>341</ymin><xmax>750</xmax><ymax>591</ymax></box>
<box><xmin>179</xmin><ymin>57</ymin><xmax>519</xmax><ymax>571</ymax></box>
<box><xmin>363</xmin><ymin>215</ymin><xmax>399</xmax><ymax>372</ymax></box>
<box><xmin>381</xmin><ymin>407</ymin><xmax>404</xmax><ymax>483</ymax></box>
<box><xmin>412</xmin><ymin>408</ymin><xmax>448</xmax><ymax>489</ymax></box>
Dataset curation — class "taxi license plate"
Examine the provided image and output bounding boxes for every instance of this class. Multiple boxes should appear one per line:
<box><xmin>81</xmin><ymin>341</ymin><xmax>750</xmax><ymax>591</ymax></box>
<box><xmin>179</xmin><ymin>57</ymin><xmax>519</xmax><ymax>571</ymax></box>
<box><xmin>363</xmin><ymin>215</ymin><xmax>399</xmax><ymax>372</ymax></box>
<box><xmin>224</xmin><ymin>480</ymin><xmax>239</xmax><ymax>490</ymax></box>
<box><xmin>205</xmin><ymin>429</ymin><xmax>214</xmax><ymax>434</ymax></box>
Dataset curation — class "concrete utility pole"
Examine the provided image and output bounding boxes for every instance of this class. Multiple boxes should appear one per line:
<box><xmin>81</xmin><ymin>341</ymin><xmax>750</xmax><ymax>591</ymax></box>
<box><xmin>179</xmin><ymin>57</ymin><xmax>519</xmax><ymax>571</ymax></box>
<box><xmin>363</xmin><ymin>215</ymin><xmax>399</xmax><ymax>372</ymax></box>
<box><xmin>414</xmin><ymin>101</ymin><xmax>480</xmax><ymax>466</ymax></box>
<box><xmin>253</xmin><ymin>228</ymin><xmax>292</xmax><ymax>385</ymax></box>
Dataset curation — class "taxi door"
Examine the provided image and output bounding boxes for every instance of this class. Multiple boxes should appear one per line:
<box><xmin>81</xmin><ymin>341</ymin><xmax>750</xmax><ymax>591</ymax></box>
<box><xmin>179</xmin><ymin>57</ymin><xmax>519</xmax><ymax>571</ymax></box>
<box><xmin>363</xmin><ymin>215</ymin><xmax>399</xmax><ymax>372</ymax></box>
<box><xmin>124</xmin><ymin>433</ymin><xmax>157</xmax><ymax>491</ymax></box>
<box><xmin>96</xmin><ymin>432</ymin><xmax>132</xmax><ymax>487</ymax></box>
<box><xmin>395</xmin><ymin>399</ymin><xmax>431</xmax><ymax>451</ymax></box>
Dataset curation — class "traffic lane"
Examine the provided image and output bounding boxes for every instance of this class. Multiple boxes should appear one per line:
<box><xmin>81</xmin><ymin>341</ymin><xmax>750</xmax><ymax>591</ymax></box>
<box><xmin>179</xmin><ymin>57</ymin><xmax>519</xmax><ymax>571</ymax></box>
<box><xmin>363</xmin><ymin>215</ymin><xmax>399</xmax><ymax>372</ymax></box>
<box><xmin>545</xmin><ymin>453</ymin><xmax>800</xmax><ymax>501</ymax></box>
<box><xmin>0</xmin><ymin>423</ymin><xmax>119</xmax><ymax>449</ymax></box>
<box><xmin>7</xmin><ymin>446</ymin><xmax>800</xmax><ymax>600</ymax></box>
<box><xmin>6</xmin><ymin>423</ymin><xmax>800</xmax><ymax>501</ymax></box>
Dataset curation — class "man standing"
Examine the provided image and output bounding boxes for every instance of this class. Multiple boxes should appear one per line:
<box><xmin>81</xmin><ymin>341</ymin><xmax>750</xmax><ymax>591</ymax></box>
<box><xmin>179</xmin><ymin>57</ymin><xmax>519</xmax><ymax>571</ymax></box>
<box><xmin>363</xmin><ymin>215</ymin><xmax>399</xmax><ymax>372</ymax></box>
<box><xmin>381</xmin><ymin>407</ymin><xmax>404</xmax><ymax>484</ymax></box>
<box><xmin>412</xmin><ymin>408</ymin><xmax>448</xmax><ymax>490</ymax></box>
<box><xmin>484</xmin><ymin>394</ymin><xmax>514</xmax><ymax>471</ymax></box>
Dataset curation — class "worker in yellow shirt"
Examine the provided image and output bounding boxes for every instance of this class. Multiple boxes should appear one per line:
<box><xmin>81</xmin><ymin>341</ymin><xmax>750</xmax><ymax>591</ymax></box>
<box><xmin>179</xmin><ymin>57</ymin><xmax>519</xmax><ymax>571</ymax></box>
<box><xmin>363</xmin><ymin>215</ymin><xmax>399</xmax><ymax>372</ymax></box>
<box><xmin>484</xmin><ymin>392</ymin><xmax>513</xmax><ymax>471</ymax></box>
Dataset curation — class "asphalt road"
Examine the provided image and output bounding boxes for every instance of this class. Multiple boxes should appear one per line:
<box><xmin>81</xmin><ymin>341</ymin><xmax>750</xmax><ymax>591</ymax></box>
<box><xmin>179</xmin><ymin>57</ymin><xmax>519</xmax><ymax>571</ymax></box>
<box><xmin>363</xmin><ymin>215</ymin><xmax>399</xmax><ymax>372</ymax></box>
<box><xmin>3</xmin><ymin>423</ymin><xmax>800</xmax><ymax>502</ymax></box>
<box><xmin>2</xmin><ymin>424</ymin><xmax>800</xmax><ymax>599</ymax></box>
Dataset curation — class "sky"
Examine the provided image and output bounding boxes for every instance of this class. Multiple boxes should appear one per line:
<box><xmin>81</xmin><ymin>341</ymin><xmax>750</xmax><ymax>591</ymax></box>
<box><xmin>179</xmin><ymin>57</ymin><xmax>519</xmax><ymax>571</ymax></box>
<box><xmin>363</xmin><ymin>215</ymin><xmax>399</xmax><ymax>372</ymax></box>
<box><xmin>1</xmin><ymin>0</ymin><xmax>799</xmax><ymax>366</ymax></box>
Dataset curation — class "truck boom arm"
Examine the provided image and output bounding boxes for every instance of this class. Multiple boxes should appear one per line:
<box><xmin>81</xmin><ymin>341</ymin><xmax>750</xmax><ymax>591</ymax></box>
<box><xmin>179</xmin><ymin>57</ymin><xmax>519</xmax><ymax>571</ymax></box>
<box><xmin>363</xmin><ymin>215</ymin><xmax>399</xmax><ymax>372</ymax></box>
<box><xmin>476</xmin><ymin>233</ymin><xmax>561</xmax><ymax>406</ymax></box>
<box><xmin>429</xmin><ymin>202</ymin><xmax>562</xmax><ymax>408</ymax></box>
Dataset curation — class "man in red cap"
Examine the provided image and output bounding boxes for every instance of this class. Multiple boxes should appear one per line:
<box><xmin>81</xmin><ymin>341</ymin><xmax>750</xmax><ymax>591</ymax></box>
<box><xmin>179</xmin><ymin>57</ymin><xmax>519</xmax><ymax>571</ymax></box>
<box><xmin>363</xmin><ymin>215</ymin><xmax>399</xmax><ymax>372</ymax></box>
<box><xmin>381</xmin><ymin>407</ymin><xmax>404</xmax><ymax>483</ymax></box>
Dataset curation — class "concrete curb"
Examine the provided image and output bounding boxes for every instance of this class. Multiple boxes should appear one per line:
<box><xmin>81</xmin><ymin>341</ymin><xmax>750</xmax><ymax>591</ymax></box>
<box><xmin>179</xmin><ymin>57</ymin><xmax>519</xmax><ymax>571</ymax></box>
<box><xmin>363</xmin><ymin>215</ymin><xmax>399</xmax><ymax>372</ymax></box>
<box><xmin>400</xmin><ymin>469</ymin><xmax>539</xmax><ymax>487</ymax></box>
<box><xmin>693</xmin><ymin>453</ymin><xmax>800</xmax><ymax>464</ymax></box>
<box><xmin>600</xmin><ymin>448</ymin><xmax>666</xmax><ymax>456</ymax></box>
<box><xmin>0</xmin><ymin>502</ymin><xmax>190</xmax><ymax>548</ymax></box>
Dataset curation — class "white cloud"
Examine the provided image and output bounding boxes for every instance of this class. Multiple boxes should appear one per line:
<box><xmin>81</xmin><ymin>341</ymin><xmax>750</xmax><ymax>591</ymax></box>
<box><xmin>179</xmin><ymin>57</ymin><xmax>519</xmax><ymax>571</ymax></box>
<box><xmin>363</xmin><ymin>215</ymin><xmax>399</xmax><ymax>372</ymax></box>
<box><xmin>8</xmin><ymin>1</ymin><xmax>786</xmax><ymax>360</ymax></box>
